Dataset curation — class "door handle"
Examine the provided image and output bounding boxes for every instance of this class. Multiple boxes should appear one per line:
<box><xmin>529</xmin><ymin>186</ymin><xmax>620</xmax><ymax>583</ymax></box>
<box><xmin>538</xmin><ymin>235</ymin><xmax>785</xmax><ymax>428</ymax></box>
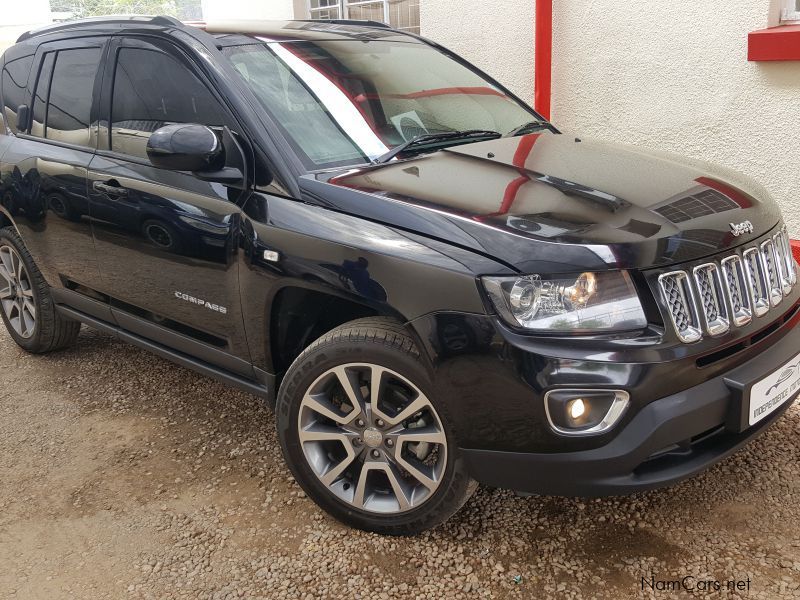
<box><xmin>92</xmin><ymin>180</ymin><xmax>129</xmax><ymax>197</ymax></box>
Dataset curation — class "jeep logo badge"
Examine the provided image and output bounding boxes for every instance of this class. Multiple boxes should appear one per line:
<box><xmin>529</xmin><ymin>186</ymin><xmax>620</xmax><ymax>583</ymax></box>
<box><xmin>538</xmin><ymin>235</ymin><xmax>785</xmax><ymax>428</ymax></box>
<box><xmin>729</xmin><ymin>220</ymin><xmax>754</xmax><ymax>237</ymax></box>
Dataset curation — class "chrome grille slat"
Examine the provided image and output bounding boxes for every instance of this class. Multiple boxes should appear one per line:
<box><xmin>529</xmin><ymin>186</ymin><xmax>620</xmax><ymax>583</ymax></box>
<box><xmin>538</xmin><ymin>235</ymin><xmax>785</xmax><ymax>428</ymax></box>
<box><xmin>774</xmin><ymin>228</ymin><xmax>795</xmax><ymax>293</ymax></box>
<box><xmin>692</xmin><ymin>263</ymin><xmax>729</xmax><ymax>336</ymax></box>
<box><xmin>658</xmin><ymin>227</ymin><xmax>796</xmax><ymax>343</ymax></box>
<box><xmin>760</xmin><ymin>239</ymin><xmax>783</xmax><ymax>307</ymax></box>
<box><xmin>782</xmin><ymin>226</ymin><xmax>798</xmax><ymax>286</ymax></box>
<box><xmin>720</xmin><ymin>255</ymin><xmax>752</xmax><ymax>327</ymax></box>
<box><xmin>658</xmin><ymin>271</ymin><xmax>702</xmax><ymax>343</ymax></box>
<box><xmin>743</xmin><ymin>247</ymin><xmax>770</xmax><ymax>317</ymax></box>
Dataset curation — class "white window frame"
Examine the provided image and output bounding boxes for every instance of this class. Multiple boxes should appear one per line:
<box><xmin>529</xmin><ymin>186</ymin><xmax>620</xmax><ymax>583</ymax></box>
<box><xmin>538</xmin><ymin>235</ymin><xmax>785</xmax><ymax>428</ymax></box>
<box><xmin>308</xmin><ymin>1</ymin><xmax>343</xmax><ymax>20</ymax></box>
<box><xmin>782</xmin><ymin>0</ymin><xmax>800</xmax><ymax>22</ymax></box>
<box><xmin>307</xmin><ymin>0</ymin><xmax>390</xmax><ymax>25</ymax></box>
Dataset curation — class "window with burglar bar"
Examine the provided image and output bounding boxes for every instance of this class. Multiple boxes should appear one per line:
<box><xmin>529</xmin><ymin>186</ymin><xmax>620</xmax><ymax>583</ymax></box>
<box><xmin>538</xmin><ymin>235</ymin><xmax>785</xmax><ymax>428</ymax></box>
<box><xmin>309</xmin><ymin>0</ymin><xmax>420</xmax><ymax>34</ymax></box>
<box><xmin>783</xmin><ymin>0</ymin><xmax>800</xmax><ymax>21</ymax></box>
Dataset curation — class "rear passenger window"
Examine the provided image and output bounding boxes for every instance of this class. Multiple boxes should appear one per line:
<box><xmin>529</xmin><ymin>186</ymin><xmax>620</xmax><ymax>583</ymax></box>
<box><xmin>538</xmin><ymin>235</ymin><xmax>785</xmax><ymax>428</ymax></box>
<box><xmin>1</xmin><ymin>54</ymin><xmax>34</xmax><ymax>132</ymax></box>
<box><xmin>111</xmin><ymin>47</ymin><xmax>227</xmax><ymax>159</ymax></box>
<box><xmin>31</xmin><ymin>53</ymin><xmax>55</xmax><ymax>138</ymax></box>
<box><xmin>44</xmin><ymin>48</ymin><xmax>101</xmax><ymax>146</ymax></box>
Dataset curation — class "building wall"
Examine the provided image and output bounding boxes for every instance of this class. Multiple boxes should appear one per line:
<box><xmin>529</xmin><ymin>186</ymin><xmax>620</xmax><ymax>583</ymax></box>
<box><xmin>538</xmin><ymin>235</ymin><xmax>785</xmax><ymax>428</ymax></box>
<box><xmin>0</xmin><ymin>0</ymin><xmax>51</xmax><ymax>52</ymax></box>
<box><xmin>292</xmin><ymin>0</ymin><xmax>310</xmax><ymax>19</ymax></box>
<box><xmin>201</xmin><ymin>0</ymin><xmax>297</xmax><ymax>21</ymax></box>
<box><xmin>2</xmin><ymin>0</ymin><xmax>51</xmax><ymax>26</ymax></box>
<box><xmin>420</xmin><ymin>0</ymin><xmax>535</xmax><ymax>103</ymax></box>
<box><xmin>421</xmin><ymin>0</ymin><xmax>800</xmax><ymax>236</ymax></box>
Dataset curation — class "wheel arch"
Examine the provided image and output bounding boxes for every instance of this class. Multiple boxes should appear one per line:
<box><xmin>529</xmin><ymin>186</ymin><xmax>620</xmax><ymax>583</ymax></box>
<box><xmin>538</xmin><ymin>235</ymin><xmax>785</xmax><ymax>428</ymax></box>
<box><xmin>0</xmin><ymin>205</ymin><xmax>18</xmax><ymax>232</ymax></box>
<box><xmin>267</xmin><ymin>283</ymin><xmax>428</xmax><ymax>382</ymax></box>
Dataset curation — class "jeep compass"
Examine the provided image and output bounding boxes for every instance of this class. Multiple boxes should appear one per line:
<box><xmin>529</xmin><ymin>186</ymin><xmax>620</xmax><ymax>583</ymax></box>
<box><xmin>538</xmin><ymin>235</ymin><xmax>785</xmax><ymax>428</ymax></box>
<box><xmin>0</xmin><ymin>16</ymin><xmax>798</xmax><ymax>535</ymax></box>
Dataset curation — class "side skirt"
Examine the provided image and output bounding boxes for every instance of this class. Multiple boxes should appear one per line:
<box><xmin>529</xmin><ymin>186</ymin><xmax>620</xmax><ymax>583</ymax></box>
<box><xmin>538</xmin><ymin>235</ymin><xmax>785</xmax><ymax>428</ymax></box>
<box><xmin>55</xmin><ymin>303</ymin><xmax>274</xmax><ymax>405</ymax></box>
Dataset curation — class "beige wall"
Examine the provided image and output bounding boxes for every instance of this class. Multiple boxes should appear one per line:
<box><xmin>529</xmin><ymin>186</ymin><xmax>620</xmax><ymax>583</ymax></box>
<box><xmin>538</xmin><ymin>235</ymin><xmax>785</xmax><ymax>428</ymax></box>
<box><xmin>293</xmin><ymin>0</ymin><xmax>310</xmax><ymax>19</ymax></box>
<box><xmin>201</xmin><ymin>0</ymin><xmax>296</xmax><ymax>21</ymax></box>
<box><xmin>0</xmin><ymin>0</ymin><xmax>51</xmax><ymax>53</ymax></box>
<box><xmin>421</xmin><ymin>0</ymin><xmax>535</xmax><ymax>103</ymax></box>
<box><xmin>421</xmin><ymin>0</ymin><xmax>800</xmax><ymax>237</ymax></box>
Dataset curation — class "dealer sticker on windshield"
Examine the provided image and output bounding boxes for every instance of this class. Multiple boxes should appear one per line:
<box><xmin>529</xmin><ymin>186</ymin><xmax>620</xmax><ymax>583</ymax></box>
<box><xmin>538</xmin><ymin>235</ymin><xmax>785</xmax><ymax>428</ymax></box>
<box><xmin>749</xmin><ymin>352</ymin><xmax>800</xmax><ymax>426</ymax></box>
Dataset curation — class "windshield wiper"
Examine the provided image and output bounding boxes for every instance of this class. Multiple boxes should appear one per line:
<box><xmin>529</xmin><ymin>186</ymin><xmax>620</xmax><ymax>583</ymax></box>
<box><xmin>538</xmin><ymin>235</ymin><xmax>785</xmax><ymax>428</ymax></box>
<box><xmin>373</xmin><ymin>130</ymin><xmax>501</xmax><ymax>165</ymax></box>
<box><xmin>505</xmin><ymin>121</ymin><xmax>552</xmax><ymax>137</ymax></box>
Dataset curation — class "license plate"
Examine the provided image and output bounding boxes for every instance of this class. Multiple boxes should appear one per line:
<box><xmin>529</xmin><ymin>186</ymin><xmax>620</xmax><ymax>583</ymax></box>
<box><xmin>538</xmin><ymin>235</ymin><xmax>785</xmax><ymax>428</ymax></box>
<box><xmin>748</xmin><ymin>351</ymin><xmax>800</xmax><ymax>426</ymax></box>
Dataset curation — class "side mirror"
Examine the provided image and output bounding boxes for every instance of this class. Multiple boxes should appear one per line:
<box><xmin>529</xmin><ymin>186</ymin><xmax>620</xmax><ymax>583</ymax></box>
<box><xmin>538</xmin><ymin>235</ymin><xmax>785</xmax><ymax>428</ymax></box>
<box><xmin>16</xmin><ymin>104</ymin><xmax>30</xmax><ymax>132</ymax></box>
<box><xmin>146</xmin><ymin>124</ymin><xmax>224</xmax><ymax>172</ymax></box>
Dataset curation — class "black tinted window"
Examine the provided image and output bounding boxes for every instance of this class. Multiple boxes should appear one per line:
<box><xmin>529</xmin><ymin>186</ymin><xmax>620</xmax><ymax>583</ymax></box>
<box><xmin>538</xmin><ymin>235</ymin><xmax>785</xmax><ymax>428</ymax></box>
<box><xmin>111</xmin><ymin>47</ymin><xmax>227</xmax><ymax>159</ymax></box>
<box><xmin>45</xmin><ymin>48</ymin><xmax>101</xmax><ymax>146</ymax></box>
<box><xmin>31</xmin><ymin>53</ymin><xmax>55</xmax><ymax>138</ymax></box>
<box><xmin>1</xmin><ymin>54</ymin><xmax>34</xmax><ymax>132</ymax></box>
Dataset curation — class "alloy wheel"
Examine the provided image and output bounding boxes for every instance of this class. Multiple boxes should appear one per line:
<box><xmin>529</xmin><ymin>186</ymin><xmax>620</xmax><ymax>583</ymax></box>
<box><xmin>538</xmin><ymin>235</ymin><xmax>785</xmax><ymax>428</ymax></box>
<box><xmin>297</xmin><ymin>363</ymin><xmax>448</xmax><ymax>514</ymax></box>
<box><xmin>0</xmin><ymin>245</ymin><xmax>36</xmax><ymax>338</ymax></box>
<box><xmin>144</xmin><ymin>223</ymin><xmax>174</xmax><ymax>248</ymax></box>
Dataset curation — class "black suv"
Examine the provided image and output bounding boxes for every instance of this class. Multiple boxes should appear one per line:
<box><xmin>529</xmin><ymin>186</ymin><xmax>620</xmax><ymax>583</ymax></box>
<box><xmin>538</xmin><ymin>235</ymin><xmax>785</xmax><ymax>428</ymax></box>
<box><xmin>1</xmin><ymin>17</ymin><xmax>798</xmax><ymax>535</ymax></box>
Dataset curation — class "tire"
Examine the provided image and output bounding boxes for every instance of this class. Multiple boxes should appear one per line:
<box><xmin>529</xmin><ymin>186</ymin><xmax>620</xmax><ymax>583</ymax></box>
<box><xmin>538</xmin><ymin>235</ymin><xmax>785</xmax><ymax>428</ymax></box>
<box><xmin>0</xmin><ymin>227</ymin><xmax>81</xmax><ymax>353</ymax></box>
<box><xmin>277</xmin><ymin>317</ymin><xmax>477</xmax><ymax>535</ymax></box>
<box><xmin>141</xmin><ymin>219</ymin><xmax>181</xmax><ymax>253</ymax></box>
<box><xmin>47</xmin><ymin>193</ymin><xmax>79</xmax><ymax>221</ymax></box>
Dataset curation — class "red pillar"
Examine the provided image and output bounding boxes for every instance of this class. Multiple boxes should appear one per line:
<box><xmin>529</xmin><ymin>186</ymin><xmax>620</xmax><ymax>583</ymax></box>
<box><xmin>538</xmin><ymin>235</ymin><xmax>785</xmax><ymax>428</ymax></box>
<box><xmin>535</xmin><ymin>0</ymin><xmax>553</xmax><ymax>120</ymax></box>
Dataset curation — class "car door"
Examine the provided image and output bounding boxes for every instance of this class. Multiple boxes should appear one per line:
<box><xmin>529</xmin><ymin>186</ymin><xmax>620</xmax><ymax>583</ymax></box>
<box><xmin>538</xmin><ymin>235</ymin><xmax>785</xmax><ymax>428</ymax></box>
<box><xmin>87</xmin><ymin>36</ymin><xmax>253</xmax><ymax>375</ymax></box>
<box><xmin>0</xmin><ymin>39</ymin><xmax>107</xmax><ymax>306</ymax></box>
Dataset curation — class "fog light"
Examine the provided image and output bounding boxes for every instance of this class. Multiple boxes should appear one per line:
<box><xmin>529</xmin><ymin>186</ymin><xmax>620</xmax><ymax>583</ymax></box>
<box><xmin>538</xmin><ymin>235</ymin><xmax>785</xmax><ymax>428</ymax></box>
<box><xmin>544</xmin><ymin>389</ymin><xmax>629</xmax><ymax>436</ymax></box>
<box><xmin>568</xmin><ymin>398</ymin><xmax>586</xmax><ymax>420</ymax></box>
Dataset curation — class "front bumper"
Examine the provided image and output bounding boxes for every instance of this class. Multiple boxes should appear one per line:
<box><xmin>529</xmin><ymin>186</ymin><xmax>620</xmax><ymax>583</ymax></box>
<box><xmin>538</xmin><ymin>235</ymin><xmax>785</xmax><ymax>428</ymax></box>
<box><xmin>460</xmin><ymin>319</ymin><xmax>800</xmax><ymax>496</ymax></box>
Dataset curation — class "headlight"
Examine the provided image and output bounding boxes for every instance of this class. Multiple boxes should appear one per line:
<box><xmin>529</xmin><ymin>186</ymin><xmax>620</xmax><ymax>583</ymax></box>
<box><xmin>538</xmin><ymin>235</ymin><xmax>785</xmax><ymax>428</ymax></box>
<box><xmin>482</xmin><ymin>271</ymin><xmax>646</xmax><ymax>333</ymax></box>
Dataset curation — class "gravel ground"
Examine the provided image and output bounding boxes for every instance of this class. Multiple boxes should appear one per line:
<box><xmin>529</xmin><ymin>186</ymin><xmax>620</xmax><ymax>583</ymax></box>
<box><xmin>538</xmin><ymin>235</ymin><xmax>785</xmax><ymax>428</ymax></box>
<box><xmin>0</xmin><ymin>326</ymin><xmax>799</xmax><ymax>599</ymax></box>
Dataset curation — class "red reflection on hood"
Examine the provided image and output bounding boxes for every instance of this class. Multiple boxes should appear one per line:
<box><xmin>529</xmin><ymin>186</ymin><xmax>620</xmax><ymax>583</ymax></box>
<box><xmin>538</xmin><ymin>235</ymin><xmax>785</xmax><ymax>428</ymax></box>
<box><xmin>694</xmin><ymin>176</ymin><xmax>753</xmax><ymax>208</ymax></box>
<box><xmin>475</xmin><ymin>133</ymin><xmax>541</xmax><ymax>221</ymax></box>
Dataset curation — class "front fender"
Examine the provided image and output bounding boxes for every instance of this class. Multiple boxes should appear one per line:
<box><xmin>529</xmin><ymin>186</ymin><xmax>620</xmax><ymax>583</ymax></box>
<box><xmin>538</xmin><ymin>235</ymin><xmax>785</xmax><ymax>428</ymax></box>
<box><xmin>238</xmin><ymin>193</ymin><xmax>512</xmax><ymax>371</ymax></box>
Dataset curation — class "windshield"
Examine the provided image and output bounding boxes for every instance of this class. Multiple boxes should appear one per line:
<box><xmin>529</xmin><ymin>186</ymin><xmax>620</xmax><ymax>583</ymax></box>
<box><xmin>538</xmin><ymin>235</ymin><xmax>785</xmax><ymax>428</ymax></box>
<box><xmin>221</xmin><ymin>39</ymin><xmax>540</xmax><ymax>169</ymax></box>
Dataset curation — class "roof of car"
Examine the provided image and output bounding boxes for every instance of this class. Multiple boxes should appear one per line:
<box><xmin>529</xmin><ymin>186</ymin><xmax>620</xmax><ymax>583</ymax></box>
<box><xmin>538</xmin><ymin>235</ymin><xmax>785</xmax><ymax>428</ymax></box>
<box><xmin>17</xmin><ymin>15</ymin><xmax>419</xmax><ymax>44</ymax></box>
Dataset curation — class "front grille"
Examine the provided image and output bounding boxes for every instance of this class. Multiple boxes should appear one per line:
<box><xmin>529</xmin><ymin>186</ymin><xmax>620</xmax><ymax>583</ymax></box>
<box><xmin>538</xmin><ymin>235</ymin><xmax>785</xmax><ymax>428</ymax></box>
<box><xmin>658</xmin><ymin>225</ymin><xmax>798</xmax><ymax>343</ymax></box>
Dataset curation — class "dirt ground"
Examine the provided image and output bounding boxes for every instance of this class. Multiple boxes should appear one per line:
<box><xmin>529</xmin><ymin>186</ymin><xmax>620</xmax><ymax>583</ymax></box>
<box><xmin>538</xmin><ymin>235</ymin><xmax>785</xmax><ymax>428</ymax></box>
<box><xmin>0</xmin><ymin>326</ymin><xmax>799</xmax><ymax>599</ymax></box>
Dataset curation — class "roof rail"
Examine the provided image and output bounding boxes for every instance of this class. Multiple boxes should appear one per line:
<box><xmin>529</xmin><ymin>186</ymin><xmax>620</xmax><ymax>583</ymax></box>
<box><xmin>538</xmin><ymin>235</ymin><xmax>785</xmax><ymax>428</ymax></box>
<box><xmin>17</xmin><ymin>15</ymin><xmax>183</xmax><ymax>43</ymax></box>
<box><xmin>296</xmin><ymin>19</ymin><xmax>392</xmax><ymax>30</ymax></box>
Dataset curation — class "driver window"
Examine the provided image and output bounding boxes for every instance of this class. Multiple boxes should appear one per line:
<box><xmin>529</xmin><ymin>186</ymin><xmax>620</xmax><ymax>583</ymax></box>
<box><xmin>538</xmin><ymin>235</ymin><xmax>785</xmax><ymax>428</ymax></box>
<box><xmin>110</xmin><ymin>46</ymin><xmax>227</xmax><ymax>159</ymax></box>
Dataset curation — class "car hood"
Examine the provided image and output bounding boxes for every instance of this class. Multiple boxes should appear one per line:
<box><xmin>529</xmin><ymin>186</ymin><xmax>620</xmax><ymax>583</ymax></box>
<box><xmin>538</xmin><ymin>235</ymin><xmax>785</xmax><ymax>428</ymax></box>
<box><xmin>299</xmin><ymin>131</ymin><xmax>782</xmax><ymax>273</ymax></box>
